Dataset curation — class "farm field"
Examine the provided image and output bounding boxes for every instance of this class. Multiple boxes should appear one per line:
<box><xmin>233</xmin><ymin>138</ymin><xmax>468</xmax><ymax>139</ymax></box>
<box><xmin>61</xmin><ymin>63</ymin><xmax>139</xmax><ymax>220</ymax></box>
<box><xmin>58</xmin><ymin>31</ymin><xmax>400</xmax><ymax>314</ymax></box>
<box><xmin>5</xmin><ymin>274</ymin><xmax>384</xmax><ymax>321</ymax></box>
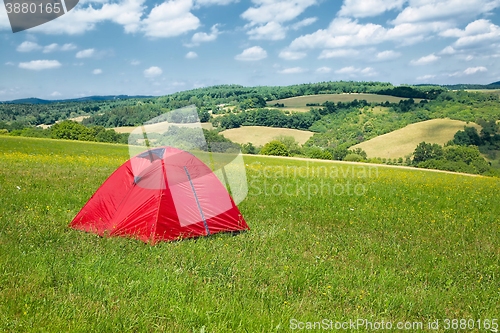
<box><xmin>113</xmin><ymin>121</ymin><xmax>213</xmax><ymax>134</ymax></box>
<box><xmin>352</xmin><ymin>118</ymin><xmax>481</xmax><ymax>159</ymax></box>
<box><xmin>267</xmin><ymin>93</ymin><xmax>422</xmax><ymax>110</ymax></box>
<box><xmin>220</xmin><ymin>126</ymin><xmax>314</xmax><ymax>146</ymax></box>
<box><xmin>1</xmin><ymin>137</ymin><xmax>499</xmax><ymax>332</ymax></box>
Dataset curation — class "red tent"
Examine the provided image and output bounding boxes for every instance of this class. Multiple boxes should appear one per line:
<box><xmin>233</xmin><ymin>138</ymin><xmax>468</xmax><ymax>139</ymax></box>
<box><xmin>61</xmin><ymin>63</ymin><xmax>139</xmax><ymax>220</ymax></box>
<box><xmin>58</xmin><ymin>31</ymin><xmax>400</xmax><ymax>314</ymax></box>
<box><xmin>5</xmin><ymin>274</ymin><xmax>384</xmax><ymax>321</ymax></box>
<box><xmin>70</xmin><ymin>146</ymin><xmax>249</xmax><ymax>243</ymax></box>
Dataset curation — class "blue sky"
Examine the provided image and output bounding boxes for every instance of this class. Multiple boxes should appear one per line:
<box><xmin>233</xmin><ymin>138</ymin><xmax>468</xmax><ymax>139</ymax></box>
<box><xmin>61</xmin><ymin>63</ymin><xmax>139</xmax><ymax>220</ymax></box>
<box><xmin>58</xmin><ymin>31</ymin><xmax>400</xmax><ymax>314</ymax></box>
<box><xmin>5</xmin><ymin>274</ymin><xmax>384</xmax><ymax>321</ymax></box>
<box><xmin>1</xmin><ymin>0</ymin><xmax>500</xmax><ymax>100</ymax></box>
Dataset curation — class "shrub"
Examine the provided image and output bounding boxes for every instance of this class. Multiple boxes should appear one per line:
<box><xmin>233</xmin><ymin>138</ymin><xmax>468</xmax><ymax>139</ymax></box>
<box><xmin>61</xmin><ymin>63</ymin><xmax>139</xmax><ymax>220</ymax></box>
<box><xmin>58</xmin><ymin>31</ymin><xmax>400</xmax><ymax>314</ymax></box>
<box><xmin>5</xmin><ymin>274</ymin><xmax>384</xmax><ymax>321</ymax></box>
<box><xmin>306</xmin><ymin>147</ymin><xmax>332</xmax><ymax>160</ymax></box>
<box><xmin>260</xmin><ymin>140</ymin><xmax>290</xmax><ymax>156</ymax></box>
<box><xmin>344</xmin><ymin>153</ymin><xmax>363</xmax><ymax>162</ymax></box>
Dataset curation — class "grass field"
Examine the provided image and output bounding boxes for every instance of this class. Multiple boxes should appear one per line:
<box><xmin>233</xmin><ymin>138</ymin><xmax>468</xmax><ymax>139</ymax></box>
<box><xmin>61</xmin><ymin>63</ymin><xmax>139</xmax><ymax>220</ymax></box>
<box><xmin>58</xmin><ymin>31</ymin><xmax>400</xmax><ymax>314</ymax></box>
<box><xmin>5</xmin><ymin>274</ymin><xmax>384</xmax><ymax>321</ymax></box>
<box><xmin>352</xmin><ymin>119</ymin><xmax>481</xmax><ymax>159</ymax></box>
<box><xmin>1</xmin><ymin>137</ymin><xmax>499</xmax><ymax>332</ymax></box>
<box><xmin>267</xmin><ymin>94</ymin><xmax>422</xmax><ymax>110</ymax></box>
<box><xmin>220</xmin><ymin>126</ymin><xmax>314</xmax><ymax>146</ymax></box>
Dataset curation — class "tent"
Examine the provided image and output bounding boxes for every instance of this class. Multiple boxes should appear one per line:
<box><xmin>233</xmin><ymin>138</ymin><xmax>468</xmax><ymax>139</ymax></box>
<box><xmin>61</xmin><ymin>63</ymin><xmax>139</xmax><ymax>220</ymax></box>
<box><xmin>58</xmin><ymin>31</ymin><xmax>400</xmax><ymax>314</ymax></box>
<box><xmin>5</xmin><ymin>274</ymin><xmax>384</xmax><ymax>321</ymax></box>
<box><xmin>70</xmin><ymin>146</ymin><xmax>249</xmax><ymax>243</ymax></box>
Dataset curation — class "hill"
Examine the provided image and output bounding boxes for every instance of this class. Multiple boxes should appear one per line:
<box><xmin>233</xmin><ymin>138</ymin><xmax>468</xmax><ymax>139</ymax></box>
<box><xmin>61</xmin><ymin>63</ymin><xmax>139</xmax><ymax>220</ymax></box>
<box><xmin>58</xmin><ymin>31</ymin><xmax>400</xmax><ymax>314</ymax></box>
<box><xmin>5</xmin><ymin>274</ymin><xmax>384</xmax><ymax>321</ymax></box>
<box><xmin>267</xmin><ymin>93</ymin><xmax>420</xmax><ymax>111</ymax></box>
<box><xmin>1</xmin><ymin>136</ymin><xmax>499</xmax><ymax>331</ymax></box>
<box><xmin>0</xmin><ymin>95</ymin><xmax>154</xmax><ymax>104</ymax></box>
<box><xmin>352</xmin><ymin>119</ymin><xmax>481</xmax><ymax>159</ymax></box>
<box><xmin>220</xmin><ymin>126</ymin><xmax>314</xmax><ymax>146</ymax></box>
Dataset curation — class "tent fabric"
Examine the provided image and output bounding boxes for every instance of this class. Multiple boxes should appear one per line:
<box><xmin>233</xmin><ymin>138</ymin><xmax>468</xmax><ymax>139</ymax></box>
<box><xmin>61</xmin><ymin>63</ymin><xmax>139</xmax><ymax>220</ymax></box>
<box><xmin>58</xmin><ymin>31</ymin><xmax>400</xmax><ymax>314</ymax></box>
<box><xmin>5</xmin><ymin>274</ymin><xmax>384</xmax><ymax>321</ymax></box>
<box><xmin>70</xmin><ymin>146</ymin><xmax>249</xmax><ymax>243</ymax></box>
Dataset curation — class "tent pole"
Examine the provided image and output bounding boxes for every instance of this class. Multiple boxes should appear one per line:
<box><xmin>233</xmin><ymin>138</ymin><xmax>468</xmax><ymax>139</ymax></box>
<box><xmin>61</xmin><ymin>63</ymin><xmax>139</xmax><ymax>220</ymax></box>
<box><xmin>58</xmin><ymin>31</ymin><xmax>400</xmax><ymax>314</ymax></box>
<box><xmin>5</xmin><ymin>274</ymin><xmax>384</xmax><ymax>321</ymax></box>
<box><xmin>183</xmin><ymin>166</ymin><xmax>210</xmax><ymax>236</ymax></box>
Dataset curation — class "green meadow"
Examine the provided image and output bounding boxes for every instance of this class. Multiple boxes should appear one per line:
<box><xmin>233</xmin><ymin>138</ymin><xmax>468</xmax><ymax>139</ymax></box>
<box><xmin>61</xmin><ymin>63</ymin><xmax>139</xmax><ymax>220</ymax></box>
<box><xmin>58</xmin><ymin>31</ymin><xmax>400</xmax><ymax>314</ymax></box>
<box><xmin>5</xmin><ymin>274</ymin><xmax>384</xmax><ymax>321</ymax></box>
<box><xmin>0</xmin><ymin>137</ymin><xmax>499</xmax><ymax>332</ymax></box>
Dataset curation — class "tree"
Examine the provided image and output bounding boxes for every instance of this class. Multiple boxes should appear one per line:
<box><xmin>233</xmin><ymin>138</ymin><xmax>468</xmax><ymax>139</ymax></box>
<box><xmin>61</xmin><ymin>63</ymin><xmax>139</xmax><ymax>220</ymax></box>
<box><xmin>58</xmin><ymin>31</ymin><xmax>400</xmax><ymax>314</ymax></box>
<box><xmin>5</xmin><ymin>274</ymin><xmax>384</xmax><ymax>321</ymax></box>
<box><xmin>273</xmin><ymin>135</ymin><xmax>302</xmax><ymax>155</ymax></box>
<box><xmin>412</xmin><ymin>142</ymin><xmax>443</xmax><ymax>164</ymax></box>
<box><xmin>453</xmin><ymin>126</ymin><xmax>482</xmax><ymax>146</ymax></box>
<box><xmin>260</xmin><ymin>140</ymin><xmax>290</xmax><ymax>156</ymax></box>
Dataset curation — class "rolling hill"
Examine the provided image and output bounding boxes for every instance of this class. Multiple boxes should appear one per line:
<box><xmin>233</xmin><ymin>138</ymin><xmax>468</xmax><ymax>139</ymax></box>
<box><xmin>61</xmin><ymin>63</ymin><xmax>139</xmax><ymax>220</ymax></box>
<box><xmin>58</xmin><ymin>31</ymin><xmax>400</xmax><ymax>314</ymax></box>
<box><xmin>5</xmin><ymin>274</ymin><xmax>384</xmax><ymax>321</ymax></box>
<box><xmin>352</xmin><ymin>118</ymin><xmax>481</xmax><ymax>159</ymax></box>
<box><xmin>220</xmin><ymin>126</ymin><xmax>314</xmax><ymax>146</ymax></box>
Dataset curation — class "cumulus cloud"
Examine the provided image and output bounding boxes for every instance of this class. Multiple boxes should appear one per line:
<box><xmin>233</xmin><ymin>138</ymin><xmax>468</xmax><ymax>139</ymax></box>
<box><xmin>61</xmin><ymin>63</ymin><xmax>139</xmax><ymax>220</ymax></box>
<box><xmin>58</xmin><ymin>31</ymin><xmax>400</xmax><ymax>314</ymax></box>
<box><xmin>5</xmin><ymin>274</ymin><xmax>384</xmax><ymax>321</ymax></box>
<box><xmin>17</xmin><ymin>41</ymin><xmax>41</xmax><ymax>52</ymax></box>
<box><xmin>289</xmin><ymin>18</ymin><xmax>386</xmax><ymax>50</ymax></box>
<box><xmin>335</xmin><ymin>66</ymin><xmax>377</xmax><ymax>76</ymax></box>
<box><xmin>43</xmin><ymin>43</ymin><xmax>77</xmax><ymax>53</ymax></box>
<box><xmin>339</xmin><ymin>0</ymin><xmax>405</xmax><ymax>18</ymax></box>
<box><xmin>247</xmin><ymin>21</ymin><xmax>287</xmax><ymax>40</ymax></box>
<box><xmin>142</xmin><ymin>0</ymin><xmax>200</xmax><ymax>38</ymax></box>
<box><xmin>464</xmin><ymin>66</ymin><xmax>487</xmax><ymax>75</ymax></box>
<box><xmin>194</xmin><ymin>0</ymin><xmax>238</xmax><ymax>5</ymax></box>
<box><xmin>279</xmin><ymin>50</ymin><xmax>307</xmax><ymax>60</ymax></box>
<box><xmin>241</xmin><ymin>0</ymin><xmax>318</xmax><ymax>40</ymax></box>
<box><xmin>144</xmin><ymin>66</ymin><xmax>163</xmax><ymax>78</ymax></box>
<box><xmin>185</xmin><ymin>51</ymin><xmax>198</xmax><ymax>59</ymax></box>
<box><xmin>29</xmin><ymin>0</ymin><xmax>146</xmax><ymax>35</ymax></box>
<box><xmin>392</xmin><ymin>0</ymin><xmax>500</xmax><ymax>25</ymax></box>
<box><xmin>241</xmin><ymin>0</ymin><xmax>317</xmax><ymax>25</ymax></box>
<box><xmin>19</xmin><ymin>60</ymin><xmax>62</xmax><ymax>70</ymax></box>
<box><xmin>76</xmin><ymin>49</ymin><xmax>95</xmax><ymax>58</ymax></box>
<box><xmin>50</xmin><ymin>91</ymin><xmax>62</xmax><ymax>97</ymax></box>
<box><xmin>290</xmin><ymin>17</ymin><xmax>317</xmax><ymax>30</ymax></box>
<box><xmin>318</xmin><ymin>49</ymin><xmax>359</xmax><ymax>59</ymax></box>
<box><xmin>278</xmin><ymin>67</ymin><xmax>307</xmax><ymax>74</ymax></box>
<box><xmin>235</xmin><ymin>46</ymin><xmax>267</xmax><ymax>61</ymax></box>
<box><xmin>410</xmin><ymin>53</ymin><xmax>440</xmax><ymax>65</ymax></box>
<box><xmin>449</xmin><ymin>20</ymin><xmax>500</xmax><ymax>49</ymax></box>
<box><xmin>92</xmin><ymin>69</ymin><xmax>103</xmax><ymax>74</ymax></box>
<box><xmin>191</xmin><ymin>24</ymin><xmax>220</xmax><ymax>44</ymax></box>
<box><xmin>376</xmin><ymin>50</ymin><xmax>401</xmax><ymax>61</ymax></box>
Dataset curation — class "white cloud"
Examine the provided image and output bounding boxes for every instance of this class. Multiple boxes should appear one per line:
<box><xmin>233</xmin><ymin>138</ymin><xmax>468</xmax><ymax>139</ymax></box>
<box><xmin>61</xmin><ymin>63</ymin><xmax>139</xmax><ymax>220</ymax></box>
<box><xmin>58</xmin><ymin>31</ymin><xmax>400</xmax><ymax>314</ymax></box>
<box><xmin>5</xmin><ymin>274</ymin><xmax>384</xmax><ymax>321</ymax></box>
<box><xmin>29</xmin><ymin>0</ymin><xmax>146</xmax><ymax>35</ymax></box>
<box><xmin>19</xmin><ymin>60</ymin><xmax>62</xmax><ymax>70</ymax></box>
<box><xmin>339</xmin><ymin>0</ymin><xmax>405</xmax><ymax>18</ymax></box>
<box><xmin>440</xmin><ymin>46</ymin><xmax>456</xmax><ymax>55</ymax></box>
<box><xmin>92</xmin><ymin>69</ymin><xmax>103</xmax><ymax>74</ymax></box>
<box><xmin>186</xmin><ymin>51</ymin><xmax>198</xmax><ymax>59</ymax></box>
<box><xmin>194</xmin><ymin>0</ymin><xmax>238</xmax><ymax>5</ymax></box>
<box><xmin>393</xmin><ymin>0</ymin><xmax>500</xmax><ymax>25</ymax></box>
<box><xmin>416</xmin><ymin>74</ymin><xmax>436</xmax><ymax>81</ymax></box>
<box><xmin>43</xmin><ymin>43</ymin><xmax>77</xmax><ymax>53</ymax></box>
<box><xmin>5</xmin><ymin>62</ymin><xmax>16</xmax><ymax>66</ymax></box>
<box><xmin>449</xmin><ymin>20</ymin><xmax>500</xmax><ymax>49</ymax></box>
<box><xmin>241</xmin><ymin>0</ymin><xmax>318</xmax><ymax>25</ymax></box>
<box><xmin>130</xmin><ymin>60</ymin><xmax>141</xmax><ymax>65</ymax></box>
<box><xmin>335</xmin><ymin>66</ymin><xmax>377</xmax><ymax>76</ymax></box>
<box><xmin>289</xmin><ymin>17</ymin><xmax>452</xmax><ymax>51</ymax></box>
<box><xmin>235</xmin><ymin>46</ymin><xmax>267</xmax><ymax>61</ymax></box>
<box><xmin>191</xmin><ymin>24</ymin><xmax>220</xmax><ymax>44</ymax></box>
<box><xmin>241</xmin><ymin>0</ymin><xmax>318</xmax><ymax>40</ymax></box>
<box><xmin>376</xmin><ymin>50</ymin><xmax>401</xmax><ymax>61</ymax></box>
<box><xmin>142</xmin><ymin>0</ymin><xmax>200</xmax><ymax>38</ymax></box>
<box><xmin>17</xmin><ymin>41</ymin><xmax>41</xmax><ymax>52</ymax></box>
<box><xmin>279</xmin><ymin>50</ymin><xmax>307</xmax><ymax>60</ymax></box>
<box><xmin>291</xmin><ymin>17</ymin><xmax>317</xmax><ymax>30</ymax></box>
<box><xmin>247</xmin><ymin>21</ymin><xmax>287</xmax><ymax>40</ymax></box>
<box><xmin>144</xmin><ymin>66</ymin><xmax>163</xmax><ymax>78</ymax></box>
<box><xmin>464</xmin><ymin>66</ymin><xmax>487</xmax><ymax>75</ymax></box>
<box><xmin>50</xmin><ymin>91</ymin><xmax>62</xmax><ymax>97</ymax></box>
<box><xmin>318</xmin><ymin>49</ymin><xmax>359</xmax><ymax>59</ymax></box>
<box><xmin>278</xmin><ymin>67</ymin><xmax>307</xmax><ymax>74</ymax></box>
<box><xmin>410</xmin><ymin>53</ymin><xmax>440</xmax><ymax>65</ymax></box>
<box><xmin>316</xmin><ymin>66</ymin><xmax>332</xmax><ymax>74</ymax></box>
<box><xmin>290</xmin><ymin>18</ymin><xmax>387</xmax><ymax>50</ymax></box>
<box><xmin>76</xmin><ymin>48</ymin><xmax>95</xmax><ymax>58</ymax></box>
